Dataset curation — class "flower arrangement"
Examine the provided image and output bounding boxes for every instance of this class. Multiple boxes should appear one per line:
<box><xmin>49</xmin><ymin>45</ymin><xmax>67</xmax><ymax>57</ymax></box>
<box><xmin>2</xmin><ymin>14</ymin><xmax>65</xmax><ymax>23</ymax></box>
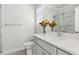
<box><xmin>39</xmin><ymin>19</ymin><xmax>49</xmax><ymax>34</ymax></box>
<box><xmin>39</xmin><ymin>19</ymin><xmax>57</xmax><ymax>34</ymax></box>
<box><xmin>49</xmin><ymin>20</ymin><xmax>56</xmax><ymax>31</ymax></box>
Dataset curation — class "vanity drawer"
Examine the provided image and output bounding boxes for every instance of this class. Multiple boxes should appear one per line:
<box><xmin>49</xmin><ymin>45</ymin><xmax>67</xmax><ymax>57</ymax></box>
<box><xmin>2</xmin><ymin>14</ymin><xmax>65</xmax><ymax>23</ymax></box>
<box><xmin>33</xmin><ymin>37</ymin><xmax>56</xmax><ymax>55</ymax></box>
<box><xmin>33</xmin><ymin>43</ymin><xmax>49</xmax><ymax>55</ymax></box>
<box><xmin>57</xmin><ymin>49</ymin><xmax>71</xmax><ymax>55</ymax></box>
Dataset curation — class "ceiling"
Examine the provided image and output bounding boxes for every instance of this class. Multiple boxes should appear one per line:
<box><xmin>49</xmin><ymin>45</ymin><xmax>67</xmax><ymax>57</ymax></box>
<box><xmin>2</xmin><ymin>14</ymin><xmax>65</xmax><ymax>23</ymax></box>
<box><xmin>47</xmin><ymin>4</ymin><xmax>69</xmax><ymax>9</ymax></box>
<box><xmin>35</xmin><ymin>4</ymin><xmax>69</xmax><ymax>9</ymax></box>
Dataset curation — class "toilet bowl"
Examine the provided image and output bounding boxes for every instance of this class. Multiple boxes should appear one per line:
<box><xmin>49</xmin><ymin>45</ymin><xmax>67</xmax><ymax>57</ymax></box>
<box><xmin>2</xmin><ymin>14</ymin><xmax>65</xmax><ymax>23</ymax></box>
<box><xmin>24</xmin><ymin>41</ymin><xmax>33</xmax><ymax>55</ymax></box>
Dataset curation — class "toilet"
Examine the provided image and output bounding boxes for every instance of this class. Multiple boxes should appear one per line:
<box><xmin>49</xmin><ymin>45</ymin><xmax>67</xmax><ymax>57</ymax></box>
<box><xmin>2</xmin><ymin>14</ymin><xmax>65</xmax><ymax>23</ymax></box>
<box><xmin>24</xmin><ymin>41</ymin><xmax>33</xmax><ymax>55</ymax></box>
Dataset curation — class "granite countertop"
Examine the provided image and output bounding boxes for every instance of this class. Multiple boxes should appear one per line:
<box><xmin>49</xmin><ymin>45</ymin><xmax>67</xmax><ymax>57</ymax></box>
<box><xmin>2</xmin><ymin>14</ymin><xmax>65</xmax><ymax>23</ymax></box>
<box><xmin>33</xmin><ymin>32</ymin><xmax>79</xmax><ymax>55</ymax></box>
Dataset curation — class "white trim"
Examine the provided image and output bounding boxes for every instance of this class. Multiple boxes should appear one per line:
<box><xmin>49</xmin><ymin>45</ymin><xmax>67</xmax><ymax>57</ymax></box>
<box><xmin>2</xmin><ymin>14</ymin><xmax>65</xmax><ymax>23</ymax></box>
<box><xmin>0</xmin><ymin>47</ymin><xmax>25</xmax><ymax>55</ymax></box>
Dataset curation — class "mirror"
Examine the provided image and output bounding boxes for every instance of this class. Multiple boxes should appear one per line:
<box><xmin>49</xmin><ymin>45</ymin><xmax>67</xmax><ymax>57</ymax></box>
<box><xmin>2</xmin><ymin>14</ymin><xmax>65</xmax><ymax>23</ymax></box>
<box><xmin>35</xmin><ymin>4</ymin><xmax>79</xmax><ymax>33</ymax></box>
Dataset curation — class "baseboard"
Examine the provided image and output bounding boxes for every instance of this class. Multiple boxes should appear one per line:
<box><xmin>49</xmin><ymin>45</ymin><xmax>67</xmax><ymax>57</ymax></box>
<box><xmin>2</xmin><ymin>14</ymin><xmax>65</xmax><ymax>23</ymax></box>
<box><xmin>0</xmin><ymin>47</ymin><xmax>26</xmax><ymax>55</ymax></box>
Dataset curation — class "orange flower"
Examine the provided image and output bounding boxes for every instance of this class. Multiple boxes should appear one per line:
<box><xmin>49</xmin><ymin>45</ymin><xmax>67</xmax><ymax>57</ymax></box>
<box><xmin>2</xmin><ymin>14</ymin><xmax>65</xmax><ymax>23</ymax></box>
<box><xmin>39</xmin><ymin>19</ymin><xmax>49</xmax><ymax>26</ymax></box>
<box><xmin>49</xmin><ymin>20</ymin><xmax>56</xmax><ymax>28</ymax></box>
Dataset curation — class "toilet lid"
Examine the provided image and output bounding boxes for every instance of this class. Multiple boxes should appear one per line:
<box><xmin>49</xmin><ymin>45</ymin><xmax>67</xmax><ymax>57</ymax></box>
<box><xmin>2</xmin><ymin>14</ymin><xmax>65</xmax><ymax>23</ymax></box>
<box><xmin>24</xmin><ymin>41</ymin><xmax>33</xmax><ymax>46</ymax></box>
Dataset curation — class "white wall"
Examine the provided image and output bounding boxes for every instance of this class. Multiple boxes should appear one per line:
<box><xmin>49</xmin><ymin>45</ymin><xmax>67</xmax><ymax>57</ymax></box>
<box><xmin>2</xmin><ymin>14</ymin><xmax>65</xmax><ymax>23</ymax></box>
<box><xmin>1</xmin><ymin>4</ymin><xmax>35</xmax><ymax>52</ymax></box>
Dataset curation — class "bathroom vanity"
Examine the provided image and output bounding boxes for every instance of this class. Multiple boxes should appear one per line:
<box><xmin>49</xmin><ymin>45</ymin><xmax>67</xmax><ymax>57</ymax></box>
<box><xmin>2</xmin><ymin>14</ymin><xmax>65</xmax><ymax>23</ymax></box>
<box><xmin>33</xmin><ymin>32</ymin><xmax>79</xmax><ymax>55</ymax></box>
<box><xmin>33</xmin><ymin>5</ymin><xmax>79</xmax><ymax>55</ymax></box>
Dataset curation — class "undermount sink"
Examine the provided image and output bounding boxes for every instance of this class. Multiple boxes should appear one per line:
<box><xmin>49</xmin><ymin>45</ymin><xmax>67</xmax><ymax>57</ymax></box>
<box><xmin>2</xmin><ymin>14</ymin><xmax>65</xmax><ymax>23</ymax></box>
<box><xmin>47</xmin><ymin>36</ymin><xmax>68</xmax><ymax>42</ymax></box>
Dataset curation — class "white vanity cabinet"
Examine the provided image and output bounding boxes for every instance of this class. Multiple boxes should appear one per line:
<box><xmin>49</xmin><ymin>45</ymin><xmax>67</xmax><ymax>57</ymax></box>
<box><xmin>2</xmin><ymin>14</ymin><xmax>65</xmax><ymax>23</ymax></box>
<box><xmin>33</xmin><ymin>36</ymin><xmax>72</xmax><ymax>55</ymax></box>
<box><xmin>33</xmin><ymin>43</ymin><xmax>49</xmax><ymax>55</ymax></box>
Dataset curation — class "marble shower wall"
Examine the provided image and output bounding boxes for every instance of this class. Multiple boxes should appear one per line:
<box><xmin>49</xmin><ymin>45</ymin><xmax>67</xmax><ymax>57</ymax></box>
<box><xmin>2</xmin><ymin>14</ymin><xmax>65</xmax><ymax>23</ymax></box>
<box><xmin>58</xmin><ymin>5</ymin><xmax>79</xmax><ymax>33</ymax></box>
